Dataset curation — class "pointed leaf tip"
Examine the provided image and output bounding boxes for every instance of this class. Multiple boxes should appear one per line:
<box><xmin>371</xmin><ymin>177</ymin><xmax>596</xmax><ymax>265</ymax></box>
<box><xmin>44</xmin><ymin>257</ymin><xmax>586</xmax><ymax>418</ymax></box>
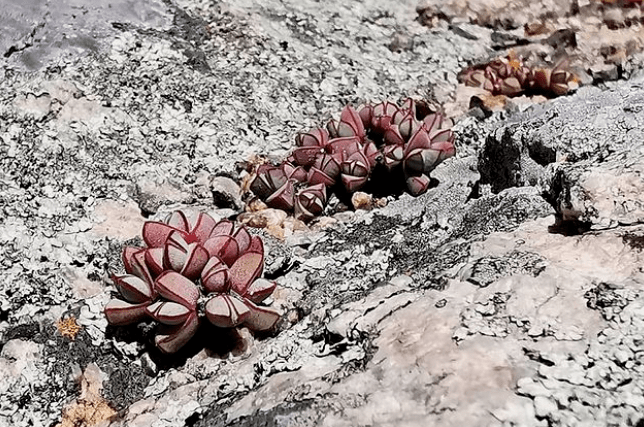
<box><xmin>191</xmin><ymin>212</ymin><xmax>217</xmax><ymax>245</ymax></box>
<box><xmin>155</xmin><ymin>313</ymin><xmax>199</xmax><ymax>354</ymax></box>
<box><xmin>143</xmin><ymin>221</ymin><xmax>183</xmax><ymax>248</ymax></box>
<box><xmin>146</xmin><ymin>301</ymin><xmax>192</xmax><ymax>325</ymax></box>
<box><xmin>105</xmin><ymin>300</ymin><xmax>150</xmax><ymax>326</ymax></box>
<box><xmin>112</xmin><ymin>274</ymin><xmax>153</xmax><ymax>303</ymax></box>
<box><xmin>245</xmin><ymin>278</ymin><xmax>277</xmax><ymax>303</ymax></box>
<box><xmin>205</xmin><ymin>294</ymin><xmax>250</xmax><ymax>328</ymax></box>
<box><xmin>242</xmin><ymin>299</ymin><xmax>281</xmax><ymax>331</ymax></box>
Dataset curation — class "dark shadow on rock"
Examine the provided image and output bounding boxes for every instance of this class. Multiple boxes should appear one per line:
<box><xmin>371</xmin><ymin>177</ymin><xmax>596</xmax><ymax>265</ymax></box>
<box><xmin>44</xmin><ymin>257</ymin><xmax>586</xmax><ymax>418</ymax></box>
<box><xmin>547</xmin><ymin>215</ymin><xmax>592</xmax><ymax>236</ymax></box>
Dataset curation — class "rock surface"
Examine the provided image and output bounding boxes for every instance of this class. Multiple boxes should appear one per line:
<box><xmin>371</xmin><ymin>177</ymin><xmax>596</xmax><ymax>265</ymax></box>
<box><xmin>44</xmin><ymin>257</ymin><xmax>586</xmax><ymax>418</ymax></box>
<box><xmin>1</xmin><ymin>0</ymin><xmax>644</xmax><ymax>426</ymax></box>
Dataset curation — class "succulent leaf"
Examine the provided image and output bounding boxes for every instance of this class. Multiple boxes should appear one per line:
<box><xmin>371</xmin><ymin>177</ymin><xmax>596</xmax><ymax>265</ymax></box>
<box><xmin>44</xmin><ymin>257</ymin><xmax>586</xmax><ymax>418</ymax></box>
<box><xmin>233</xmin><ymin>226</ymin><xmax>252</xmax><ymax>255</ymax></box>
<box><xmin>295</xmin><ymin>184</ymin><xmax>327</xmax><ymax>220</ymax></box>
<box><xmin>292</xmin><ymin>146</ymin><xmax>325</xmax><ymax>167</ymax></box>
<box><xmin>104</xmin><ymin>300</ymin><xmax>150</xmax><ymax>326</ymax></box>
<box><xmin>242</xmin><ymin>299</ymin><xmax>281</xmax><ymax>331</ymax></box>
<box><xmin>406</xmin><ymin>174</ymin><xmax>431</xmax><ymax>196</ymax></box>
<box><xmin>244</xmin><ymin>278</ymin><xmax>277</xmax><ymax>303</ymax></box>
<box><xmin>201</xmin><ymin>256</ymin><xmax>230</xmax><ymax>293</ymax></box>
<box><xmin>312</xmin><ymin>154</ymin><xmax>340</xmax><ymax>179</ymax></box>
<box><xmin>357</xmin><ymin>104</ymin><xmax>373</xmax><ymax>128</ymax></box>
<box><xmin>154</xmin><ymin>271</ymin><xmax>200</xmax><ymax>309</ymax></box>
<box><xmin>203</xmin><ymin>235</ymin><xmax>240</xmax><ymax>267</ymax></box>
<box><xmin>382</xmin><ymin>144</ymin><xmax>404</xmax><ymax>168</ymax></box>
<box><xmin>282</xmin><ymin>162</ymin><xmax>308</xmax><ymax>182</ymax></box>
<box><xmin>307</xmin><ymin>167</ymin><xmax>336</xmax><ymax>187</ymax></box>
<box><xmin>327</xmin><ymin>136</ymin><xmax>362</xmax><ymax>161</ymax></box>
<box><xmin>362</xmin><ymin>141</ymin><xmax>382</xmax><ymax>168</ymax></box>
<box><xmin>143</xmin><ymin>221</ymin><xmax>184</xmax><ymax>248</ymax></box>
<box><xmin>341</xmin><ymin>173</ymin><xmax>368</xmax><ymax>193</ymax></box>
<box><xmin>228</xmin><ymin>252</ymin><xmax>264</xmax><ymax>295</ymax></box>
<box><xmin>145</xmin><ymin>247</ymin><xmax>165</xmax><ymax>277</ymax></box>
<box><xmin>122</xmin><ymin>247</ymin><xmax>155</xmax><ymax>285</ymax></box>
<box><xmin>338</xmin><ymin>105</ymin><xmax>366</xmax><ymax>140</ymax></box>
<box><xmin>404</xmin><ymin>148</ymin><xmax>440</xmax><ymax>176</ymax></box>
<box><xmin>191</xmin><ymin>212</ymin><xmax>218</xmax><ymax>245</ymax></box>
<box><xmin>166</xmin><ymin>211</ymin><xmax>190</xmax><ymax>231</ymax></box>
<box><xmin>211</xmin><ymin>219</ymin><xmax>235</xmax><ymax>237</ymax></box>
<box><xmin>155</xmin><ymin>313</ymin><xmax>200</xmax><ymax>354</ymax></box>
<box><xmin>205</xmin><ymin>294</ymin><xmax>250</xmax><ymax>328</ymax></box>
<box><xmin>248</xmin><ymin>235</ymin><xmax>264</xmax><ymax>254</ymax></box>
<box><xmin>397</xmin><ymin>115</ymin><xmax>418</xmax><ymax>141</ymax></box>
<box><xmin>265</xmin><ymin>179</ymin><xmax>295</xmax><ymax>211</ymax></box>
<box><xmin>163</xmin><ymin>232</ymin><xmax>209</xmax><ymax>280</ymax></box>
<box><xmin>112</xmin><ymin>274</ymin><xmax>153</xmax><ymax>303</ymax></box>
<box><xmin>296</xmin><ymin>128</ymin><xmax>329</xmax><ymax>147</ymax></box>
<box><xmin>146</xmin><ymin>301</ymin><xmax>192</xmax><ymax>325</ymax></box>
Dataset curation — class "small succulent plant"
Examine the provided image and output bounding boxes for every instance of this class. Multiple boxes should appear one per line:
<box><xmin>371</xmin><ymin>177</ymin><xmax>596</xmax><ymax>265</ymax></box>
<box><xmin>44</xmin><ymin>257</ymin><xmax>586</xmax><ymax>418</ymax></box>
<box><xmin>250</xmin><ymin>99</ymin><xmax>456</xmax><ymax>219</ymax></box>
<box><xmin>460</xmin><ymin>52</ymin><xmax>578</xmax><ymax>97</ymax></box>
<box><xmin>104</xmin><ymin>210</ymin><xmax>280</xmax><ymax>354</ymax></box>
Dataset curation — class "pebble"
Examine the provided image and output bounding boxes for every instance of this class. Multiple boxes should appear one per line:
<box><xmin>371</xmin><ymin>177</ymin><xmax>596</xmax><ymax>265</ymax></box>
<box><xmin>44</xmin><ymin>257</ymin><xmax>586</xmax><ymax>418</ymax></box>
<box><xmin>533</xmin><ymin>396</ymin><xmax>557</xmax><ymax>418</ymax></box>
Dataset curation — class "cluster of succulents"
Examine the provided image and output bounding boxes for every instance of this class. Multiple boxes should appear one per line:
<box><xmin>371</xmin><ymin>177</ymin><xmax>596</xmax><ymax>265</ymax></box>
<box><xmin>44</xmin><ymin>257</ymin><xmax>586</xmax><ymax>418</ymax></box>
<box><xmin>460</xmin><ymin>53</ymin><xmax>578</xmax><ymax>97</ymax></box>
<box><xmin>250</xmin><ymin>99</ymin><xmax>456</xmax><ymax>220</ymax></box>
<box><xmin>104</xmin><ymin>211</ymin><xmax>280</xmax><ymax>353</ymax></box>
<box><xmin>600</xmin><ymin>0</ymin><xmax>642</xmax><ymax>4</ymax></box>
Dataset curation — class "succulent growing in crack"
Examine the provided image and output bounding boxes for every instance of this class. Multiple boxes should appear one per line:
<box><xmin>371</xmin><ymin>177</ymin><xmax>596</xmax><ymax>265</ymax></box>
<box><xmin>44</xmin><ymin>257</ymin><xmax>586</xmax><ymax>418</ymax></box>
<box><xmin>104</xmin><ymin>210</ymin><xmax>280</xmax><ymax>353</ymax></box>
<box><xmin>460</xmin><ymin>52</ymin><xmax>578</xmax><ymax>97</ymax></box>
<box><xmin>250</xmin><ymin>98</ymin><xmax>456</xmax><ymax>219</ymax></box>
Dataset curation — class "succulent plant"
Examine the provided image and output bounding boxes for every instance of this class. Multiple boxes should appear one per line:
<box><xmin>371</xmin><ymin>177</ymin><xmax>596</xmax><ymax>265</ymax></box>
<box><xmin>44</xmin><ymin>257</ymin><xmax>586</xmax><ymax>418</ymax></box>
<box><xmin>104</xmin><ymin>210</ymin><xmax>280</xmax><ymax>354</ymax></box>
<box><xmin>250</xmin><ymin>99</ymin><xmax>456</xmax><ymax>219</ymax></box>
<box><xmin>460</xmin><ymin>52</ymin><xmax>577</xmax><ymax>97</ymax></box>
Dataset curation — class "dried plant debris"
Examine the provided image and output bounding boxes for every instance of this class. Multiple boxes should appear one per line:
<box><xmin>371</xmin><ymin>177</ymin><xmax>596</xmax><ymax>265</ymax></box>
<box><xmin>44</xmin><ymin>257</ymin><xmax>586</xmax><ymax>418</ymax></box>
<box><xmin>104</xmin><ymin>210</ymin><xmax>281</xmax><ymax>354</ymax></box>
<box><xmin>55</xmin><ymin>364</ymin><xmax>116</xmax><ymax>427</ymax></box>
<box><xmin>249</xmin><ymin>99</ymin><xmax>456</xmax><ymax>221</ymax></box>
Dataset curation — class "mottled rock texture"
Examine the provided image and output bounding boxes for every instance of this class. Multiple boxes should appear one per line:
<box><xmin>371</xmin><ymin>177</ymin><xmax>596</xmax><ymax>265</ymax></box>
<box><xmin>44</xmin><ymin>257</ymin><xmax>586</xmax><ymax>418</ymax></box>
<box><xmin>1</xmin><ymin>0</ymin><xmax>644</xmax><ymax>426</ymax></box>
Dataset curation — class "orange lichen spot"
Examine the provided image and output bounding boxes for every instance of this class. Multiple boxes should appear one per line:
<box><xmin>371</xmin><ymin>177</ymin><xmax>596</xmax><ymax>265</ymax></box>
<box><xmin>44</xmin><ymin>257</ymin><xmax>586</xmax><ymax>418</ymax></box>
<box><xmin>508</xmin><ymin>59</ymin><xmax>522</xmax><ymax>71</ymax></box>
<box><xmin>506</xmin><ymin>50</ymin><xmax>523</xmax><ymax>71</ymax></box>
<box><xmin>56</xmin><ymin>316</ymin><xmax>82</xmax><ymax>340</ymax></box>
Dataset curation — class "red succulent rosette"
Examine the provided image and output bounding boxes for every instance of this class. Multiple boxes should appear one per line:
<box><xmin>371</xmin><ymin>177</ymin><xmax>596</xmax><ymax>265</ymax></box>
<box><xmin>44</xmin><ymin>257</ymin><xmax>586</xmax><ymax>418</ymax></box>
<box><xmin>249</xmin><ymin>99</ymin><xmax>457</xmax><ymax>218</ymax></box>
<box><xmin>104</xmin><ymin>210</ymin><xmax>281</xmax><ymax>354</ymax></box>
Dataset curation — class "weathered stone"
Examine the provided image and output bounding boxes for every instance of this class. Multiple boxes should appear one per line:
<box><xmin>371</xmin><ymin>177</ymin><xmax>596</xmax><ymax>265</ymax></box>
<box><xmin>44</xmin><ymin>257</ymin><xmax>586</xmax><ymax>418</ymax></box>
<box><xmin>209</xmin><ymin>176</ymin><xmax>242</xmax><ymax>210</ymax></box>
<box><xmin>3</xmin><ymin>0</ymin><xmax>644</xmax><ymax>426</ymax></box>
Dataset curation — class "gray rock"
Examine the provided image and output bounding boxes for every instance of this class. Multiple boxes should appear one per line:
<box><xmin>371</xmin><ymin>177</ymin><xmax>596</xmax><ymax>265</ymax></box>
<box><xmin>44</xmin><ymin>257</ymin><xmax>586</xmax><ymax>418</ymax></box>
<box><xmin>2</xmin><ymin>0</ymin><xmax>644</xmax><ymax>426</ymax></box>
<box><xmin>209</xmin><ymin>175</ymin><xmax>242</xmax><ymax>210</ymax></box>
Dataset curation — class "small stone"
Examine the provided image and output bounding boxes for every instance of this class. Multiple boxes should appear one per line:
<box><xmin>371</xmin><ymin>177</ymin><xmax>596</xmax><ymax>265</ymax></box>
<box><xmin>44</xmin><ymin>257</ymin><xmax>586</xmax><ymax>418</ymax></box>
<box><xmin>134</xmin><ymin>178</ymin><xmax>192</xmax><ymax>215</ymax></box>
<box><xmin>453</xmin><ymin>327</ymin><xmax>469</xmax><ymax>342</ymax></box>
<box><xmin>209</xmin><ymin>176</ymin><xmax>242</xmax><ymax>209</ymax></box>
<box><xmin>140</xmin><ymin>353</ymin><xmax>157</xmax><ymax>376</ymax></box>
<box><xmin>246</xmin><ymin>198</ymin><xmax>268</xmax><ymax>212</ymax></box>
<box><xmin>528</xmin><ymin>325</ymin><xmax>544</xmax><ymax>337</ymax></box>
<box><xmin>603</xmin><ymin>8</ymin><xmax>624</xmax><ymax>30</ymax></box>
<box><xmin>391</xmin><ymin>233</ymin><xmax>404</xmax><ymax>244</ymax></box>
<box><xmin>589</xmin><ymin>62</ymin><xmax>619</xmax><ymax>82</ymax></box>
<box><xmin>533</xmin><ymin>396</ymin><xmax>557</xmax><ymax>418</ymax></box>
<box><xmin>238</xmin><ymin>208</ymin><xmax>287</xmax><ymax>229</ymax></box>
<box><xmin>475</xmin><ymin>302</ymin><xmax>496</xmax><ymax>316</ymax></box>
<box><xmin>333</xmin><ymin>211</ymin><xmax>355</xmax><ymax>223</ymax></box>
<box><xmin>351</xmin><ymin>192</ymin><xmax>373</xmax><ymax>210</ymax></box>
